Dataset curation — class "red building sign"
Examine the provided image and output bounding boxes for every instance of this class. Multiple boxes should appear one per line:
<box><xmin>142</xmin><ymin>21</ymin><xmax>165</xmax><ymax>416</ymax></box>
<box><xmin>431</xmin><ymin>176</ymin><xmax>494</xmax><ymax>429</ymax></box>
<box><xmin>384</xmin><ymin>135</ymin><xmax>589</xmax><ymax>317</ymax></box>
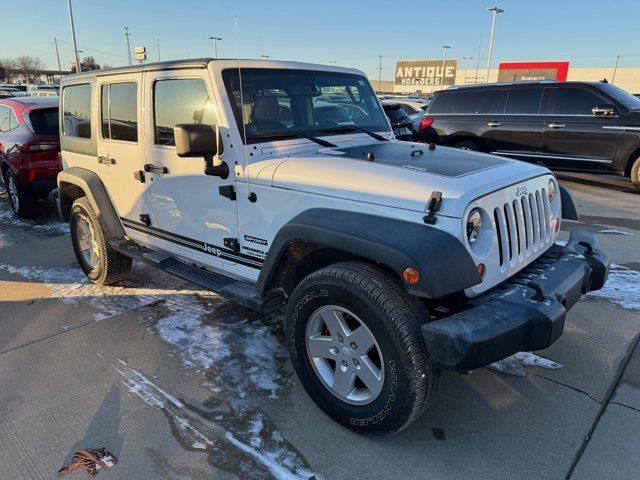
<box><xmin>498</xmin><ymin>61</ymin><xmax>570</xmax><ymax>82</ymax></box>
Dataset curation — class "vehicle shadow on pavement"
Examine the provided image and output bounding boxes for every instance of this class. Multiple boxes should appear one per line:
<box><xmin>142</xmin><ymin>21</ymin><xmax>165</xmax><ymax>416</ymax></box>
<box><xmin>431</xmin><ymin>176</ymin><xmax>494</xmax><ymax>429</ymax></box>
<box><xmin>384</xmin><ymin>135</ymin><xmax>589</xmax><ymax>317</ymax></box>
<box><xmin>555</xmin><ymin>172</ymin><xmax>638</xmax><ymax>195</ymax></box>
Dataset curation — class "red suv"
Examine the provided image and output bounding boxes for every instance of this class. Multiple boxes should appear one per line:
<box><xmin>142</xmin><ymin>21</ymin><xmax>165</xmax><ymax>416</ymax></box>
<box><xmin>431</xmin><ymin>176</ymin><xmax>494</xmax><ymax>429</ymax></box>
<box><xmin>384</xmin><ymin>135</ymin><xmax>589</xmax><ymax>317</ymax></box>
<box><xmin>0</xmin><ymin>97</ymin><xmax>60</xmax><ymax>217</ymax></box>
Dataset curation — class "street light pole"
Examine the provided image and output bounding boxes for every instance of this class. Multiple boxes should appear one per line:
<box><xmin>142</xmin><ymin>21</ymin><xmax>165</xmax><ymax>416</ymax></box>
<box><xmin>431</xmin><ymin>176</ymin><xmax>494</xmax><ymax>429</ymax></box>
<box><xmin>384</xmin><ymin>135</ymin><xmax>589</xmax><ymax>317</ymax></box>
<box><xmin>475</xmin><ymin>33</ymin><xmax>482</xmax><ymax>83</ymax></box>
<box><xmin>124</xmin><ymin>26</ymin><xmax>132</xmax><ymax>65</ymax></box>
<box><xmin>53</xmin><ymin>37</ymin><xmax>63</xmax><ymax>79</ymax></box>
<box><xmin>440</xmin><ymin>45</ymin><xmax>450</xmax><ymax>86</ymax></box>
<box><xmin>157</xmin><ymin>39</ymin><xmax>161</xmax><ymax>62</ymax></box>
<box><xmin>462</xmin><ymin>56</ymin><xmax>472</xmax><ymax>84</ymax></box>
<box><xmin>261</xmin><ymin>55</ymin><xmax>269</xmax><ymax>60</ymax></box>
<box><xmin>486</xmin><ymin>6</ymin><xmax>503</xmax><ymax>83</ymax></box>
<box><xmin>67</xmin><ymin>0</ymin><xmax>81</xmax><ymax>73</ymax></box>
<box><xmin>612</xmin><ymin>53</ymin><xmax>621</xmax><ymax>84</ymax></box>
<box><xmin>378</xmin><ymin>55</ymin><xmax>383</xmax><ymax>92</ymax></box>
<box><xmin>209</xmin><ymin>36</ymin><xmax>222</xmax><ymax>59</ymax></box>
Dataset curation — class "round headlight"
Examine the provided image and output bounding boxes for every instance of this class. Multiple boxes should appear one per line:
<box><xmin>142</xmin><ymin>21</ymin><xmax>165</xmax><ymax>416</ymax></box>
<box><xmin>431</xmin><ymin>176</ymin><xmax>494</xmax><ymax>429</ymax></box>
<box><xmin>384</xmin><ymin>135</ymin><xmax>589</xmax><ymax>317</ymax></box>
<box><xmin>466</xmin><ymin>209</ymin><xmax>482</xmax><ymax>244</ymax></box>
<box><xmin>548</xmin><ymin>179</ymin><xmax>556</xmax><ymax>201</ymax></box>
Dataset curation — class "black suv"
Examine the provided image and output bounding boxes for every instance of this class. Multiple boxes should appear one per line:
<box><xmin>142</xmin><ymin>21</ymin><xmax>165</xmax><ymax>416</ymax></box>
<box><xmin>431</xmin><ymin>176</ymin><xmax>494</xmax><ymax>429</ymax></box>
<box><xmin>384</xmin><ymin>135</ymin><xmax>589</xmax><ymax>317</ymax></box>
<box><xmin>421</xmin><ymin>81</ymin><xmax>640</xmax><ymax>190</ymax></box>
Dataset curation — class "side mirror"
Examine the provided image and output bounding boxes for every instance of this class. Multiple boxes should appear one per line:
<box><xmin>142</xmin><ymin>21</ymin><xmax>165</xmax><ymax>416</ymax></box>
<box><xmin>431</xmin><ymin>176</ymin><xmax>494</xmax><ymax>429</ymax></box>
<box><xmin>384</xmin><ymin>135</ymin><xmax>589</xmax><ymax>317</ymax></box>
<box><xmin>174</xmin><ymin>124</ymin><xmax>228</xmax><ymax>179</ymax></box>
<box><xmin>592</xmin><ymin>104</ymin><xmax>616</xmax><ymax>117</ymax></box>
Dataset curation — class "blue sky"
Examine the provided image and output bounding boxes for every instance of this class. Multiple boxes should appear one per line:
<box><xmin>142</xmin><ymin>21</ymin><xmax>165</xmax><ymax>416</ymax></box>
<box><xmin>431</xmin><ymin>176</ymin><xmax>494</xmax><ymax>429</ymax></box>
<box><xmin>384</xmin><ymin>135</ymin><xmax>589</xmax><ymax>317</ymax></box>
<box><xmin>1</xmin><ymin>0</ymin><xmax>638</xmax><ymax>79</ymax></box>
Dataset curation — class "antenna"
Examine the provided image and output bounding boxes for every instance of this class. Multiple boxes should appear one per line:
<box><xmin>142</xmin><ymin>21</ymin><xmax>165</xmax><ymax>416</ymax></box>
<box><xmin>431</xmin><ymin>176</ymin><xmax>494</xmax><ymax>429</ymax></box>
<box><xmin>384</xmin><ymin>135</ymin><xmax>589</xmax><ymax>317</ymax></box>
<box><xmin>235</xmin><ymin>15</ymin><xmax>253</xmax><ymax>201</ymax></box>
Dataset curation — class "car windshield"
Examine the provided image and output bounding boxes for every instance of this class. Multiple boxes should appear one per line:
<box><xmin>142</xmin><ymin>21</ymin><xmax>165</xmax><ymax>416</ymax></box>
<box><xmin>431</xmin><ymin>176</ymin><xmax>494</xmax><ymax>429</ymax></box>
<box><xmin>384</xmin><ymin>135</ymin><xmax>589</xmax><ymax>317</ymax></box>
<box><xmin>598</xmin><ymin>83</ymin><xmax>640</xmax><ymax>110</ymax></box>
<box><xmin>222</xmin><ymin>68</ymin><xmax>390</xmax><ymax>144</ymax></box>
<box><xmin>28</xmin><ymin>108</ymin><xmax>59</xmax><ymax>135</ymax></box>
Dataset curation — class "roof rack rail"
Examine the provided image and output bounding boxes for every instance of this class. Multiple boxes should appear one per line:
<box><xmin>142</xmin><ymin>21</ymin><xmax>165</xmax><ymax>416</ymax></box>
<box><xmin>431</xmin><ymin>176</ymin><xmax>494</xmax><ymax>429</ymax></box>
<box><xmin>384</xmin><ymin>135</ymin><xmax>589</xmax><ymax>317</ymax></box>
<box><xmin>446</xmin><ymin>79</ymin><xmax>558</xmax><ymax>90</ymax></box>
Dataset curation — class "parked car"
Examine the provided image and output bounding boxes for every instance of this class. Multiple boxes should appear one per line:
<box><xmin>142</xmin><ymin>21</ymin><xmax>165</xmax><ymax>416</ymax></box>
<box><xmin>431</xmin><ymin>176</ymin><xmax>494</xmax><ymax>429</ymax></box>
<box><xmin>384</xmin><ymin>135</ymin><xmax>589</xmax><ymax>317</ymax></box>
<box><xmin>381</xmin><ymin>101</ymin><xmax>416</xmax><ymax>140</ymax></box>
<box><xmin>0</xmin><ymin>97</ymin><xmax>60</xmax><ymax>217</ymax></box>
<box><xmin>422</xmin><ymin>80</ymin><xmax>640</xmax><ymax>190</ymax></box>
<box><xmin>383</xmin><ymin>98</ymin><xmax>430</xmax><ymax>115</ymax></box>
<box><xmin>57</xmin><ymin>59</ymin><xmax>608</xmax><ymax>436</ymax></box>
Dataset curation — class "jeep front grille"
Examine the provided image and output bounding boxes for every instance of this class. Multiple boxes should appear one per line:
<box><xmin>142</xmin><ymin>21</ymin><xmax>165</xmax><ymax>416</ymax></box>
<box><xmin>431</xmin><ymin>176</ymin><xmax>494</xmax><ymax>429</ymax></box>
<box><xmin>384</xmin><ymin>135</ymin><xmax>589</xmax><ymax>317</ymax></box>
<box><xmin>493</xmin><ymin>188</ymin><xmax>552</xmax><ymax>268</ymax></box>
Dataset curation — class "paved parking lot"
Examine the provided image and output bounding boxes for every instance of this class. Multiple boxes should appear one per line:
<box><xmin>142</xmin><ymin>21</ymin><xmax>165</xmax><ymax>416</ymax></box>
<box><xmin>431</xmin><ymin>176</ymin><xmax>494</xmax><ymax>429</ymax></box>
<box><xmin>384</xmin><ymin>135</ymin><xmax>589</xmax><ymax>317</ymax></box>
<box><xmin>0</xmin><ymin>172</ymin><xmax>638</xmax><ymax>480</ymax></box>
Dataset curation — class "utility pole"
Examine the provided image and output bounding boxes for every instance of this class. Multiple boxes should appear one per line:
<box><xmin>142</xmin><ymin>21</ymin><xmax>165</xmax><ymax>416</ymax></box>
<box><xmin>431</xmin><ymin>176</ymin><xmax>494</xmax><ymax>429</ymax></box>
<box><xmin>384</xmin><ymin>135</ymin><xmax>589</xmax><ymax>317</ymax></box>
<box><xmin>461</xmin><ymin>56</ymin><xmax>473</xmax><ymax>84</ymax></box>
<box><xmin>53</xmin><ymin>37</ymin><xmax>63</xmax><ymax>80</ymax></box>
<box><xmin>612</xmin><ymin>53</ymin><xmax>621</xmax><ymax>84</ymax></box>
<box><xmin>124</xmin><ymin>26</ymin><xmax>132</xmax><ymax>65</ymax></box>
<box><xmin>157</xmin><ymin>39</ymin><xmax>161</xmax><ymax>62</ymax></box>
<box><xmin>475</xmin><ymin>33</ymin><xmax>482</xmax><ymax>83</ymax></box>
<box><xmin>261</xmin><ymin>55</ymin><xmax>269</xmax><ymax>60</ymax></box>
<box><xmin>209</xmin><ymin>36</ymin><xmax>222</xmax><ymax>59</ymax></box>
<box><xmin>378</xmin><ymin>55</ymin><xmax>383</xmax><ymax>92</ymax></box>
<box><xmin>486</xmin><ymin>6</ymin><xmax>504</xmax><ymax>83</ymax></box>
<box><xmin>67</xmin><ymin>0</ymin><xmax>81</xmax><ymax>73</ymax></box>
<box><xmin>440</xmin><ymin>45</ymin><xmax>450</xmax><ymax>86</ymax></box>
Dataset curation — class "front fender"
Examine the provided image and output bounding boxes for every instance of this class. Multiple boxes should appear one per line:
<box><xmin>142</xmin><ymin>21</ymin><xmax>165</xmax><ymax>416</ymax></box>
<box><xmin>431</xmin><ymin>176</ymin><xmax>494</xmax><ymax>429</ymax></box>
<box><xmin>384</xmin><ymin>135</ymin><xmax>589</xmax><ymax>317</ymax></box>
<box><xmin>256</xmin><ymin>208</ymin><xmax>482</xmax><ymax>299</ymax></box>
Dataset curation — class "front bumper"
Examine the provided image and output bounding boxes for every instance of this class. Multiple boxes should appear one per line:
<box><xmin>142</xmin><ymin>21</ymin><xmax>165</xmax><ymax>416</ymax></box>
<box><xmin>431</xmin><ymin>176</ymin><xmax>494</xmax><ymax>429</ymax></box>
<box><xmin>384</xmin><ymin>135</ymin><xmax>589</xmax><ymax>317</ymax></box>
<box><xmin>422</xmin><ymin>230</ymin><xmax>610</xmax><ymax>372</ymax></box>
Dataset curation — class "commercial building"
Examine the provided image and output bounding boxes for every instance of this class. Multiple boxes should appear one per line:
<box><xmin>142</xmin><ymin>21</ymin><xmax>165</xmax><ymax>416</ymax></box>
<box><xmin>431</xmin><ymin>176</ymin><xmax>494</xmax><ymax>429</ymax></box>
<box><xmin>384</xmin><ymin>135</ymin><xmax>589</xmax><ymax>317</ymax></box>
<box><xmin>388</xmin><ymin>59</ymin><xmax>640</xmax><ymax>94</ymax></box>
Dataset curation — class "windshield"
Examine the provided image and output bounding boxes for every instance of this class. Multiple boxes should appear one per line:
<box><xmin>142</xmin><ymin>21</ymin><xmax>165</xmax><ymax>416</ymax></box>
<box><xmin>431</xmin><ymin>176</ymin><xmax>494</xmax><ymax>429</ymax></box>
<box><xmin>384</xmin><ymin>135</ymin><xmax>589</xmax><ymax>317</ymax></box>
<box><xmin>222</xmin><ymin>68</ymin><xmax>390</xmax><ymax>144</ymax></box>
<box><xmin>598</xmin><ymin>83</ymin><xmax>640</xmax><ymax>110</ymax></box>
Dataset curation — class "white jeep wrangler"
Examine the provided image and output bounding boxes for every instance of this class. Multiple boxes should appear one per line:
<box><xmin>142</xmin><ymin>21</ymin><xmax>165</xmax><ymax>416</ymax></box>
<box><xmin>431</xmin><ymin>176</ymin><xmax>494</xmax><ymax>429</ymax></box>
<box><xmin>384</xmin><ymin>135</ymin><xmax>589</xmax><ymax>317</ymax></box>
<box><xmin>57</xmin><ymin>59</ymin><xmax>609</xmax><ymax>436</ymax></box>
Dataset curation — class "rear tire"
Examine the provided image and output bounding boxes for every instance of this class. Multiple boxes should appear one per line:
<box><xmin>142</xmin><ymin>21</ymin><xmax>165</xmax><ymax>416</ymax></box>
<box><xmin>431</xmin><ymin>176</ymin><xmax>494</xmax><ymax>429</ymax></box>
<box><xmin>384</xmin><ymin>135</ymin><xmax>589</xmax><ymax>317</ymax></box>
<box><xmin>70</xmin><ymin>197</ymin><xmax>131</xmax><ymax>285</ymax></box>
<box><xmin>452</xmin><ymin>140</ymin><xmax>479</xmax><ymax>151</ymax></box>
<box><xmin>631</xmin><ymin>156</ymin><xmax>640</xmax><ymax>192</ymax></box>
<box><xmin>5</xmin><ymin>170</ymin><xmax>37</xmax><ymax>218</ymax></box>
<box><xmin>285</xmin><ymin>261</ymin><xmax>440</xmax><ymax>436</ymax></box>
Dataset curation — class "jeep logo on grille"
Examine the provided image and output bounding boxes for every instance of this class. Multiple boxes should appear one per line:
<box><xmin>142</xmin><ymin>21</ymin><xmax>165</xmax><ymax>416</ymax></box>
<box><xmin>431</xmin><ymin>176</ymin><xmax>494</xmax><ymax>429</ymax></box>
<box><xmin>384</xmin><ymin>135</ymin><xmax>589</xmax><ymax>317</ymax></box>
<box><xmin>516</xmin><ymin>184</ymin><xmax>528</xmax><ymax>196</ymax></box>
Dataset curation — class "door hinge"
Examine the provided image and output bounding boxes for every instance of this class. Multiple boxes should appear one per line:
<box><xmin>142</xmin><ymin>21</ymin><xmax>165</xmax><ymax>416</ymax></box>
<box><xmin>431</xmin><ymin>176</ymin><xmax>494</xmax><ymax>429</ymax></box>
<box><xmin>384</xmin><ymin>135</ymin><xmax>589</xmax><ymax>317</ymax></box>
<box><xmin>224</xmin><ymin>237</ymin><xmax>240</xmax><ymax>252</ymax></box>
<box><xmin>140</xmin><ymin>214</ymin><xmax>151</xmax><ymax>226</ymax></box>
<box><xmin>423</xmin><ymin>191</ymin><xmax>442</xmax><ymax>225</ymax></box>
<box><xmin>219</xmin><ymin>185</ymin><xmax>236</xmax><ymax>201</ymax></box>
<box><xmin>134</xmin><ymin>170</ymin><xmax>146</xmax><ymax>183</ymax></box>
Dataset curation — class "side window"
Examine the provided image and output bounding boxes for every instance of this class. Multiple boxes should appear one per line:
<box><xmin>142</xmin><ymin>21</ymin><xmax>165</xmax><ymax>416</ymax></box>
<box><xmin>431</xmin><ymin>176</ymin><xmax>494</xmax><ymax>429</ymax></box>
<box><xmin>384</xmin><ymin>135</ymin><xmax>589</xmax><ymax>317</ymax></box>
<box><xmin>401</xmin><ymin>103</ymin><xmax>418</xmax><ymax>114</ymax></box>
<box><xmin>154</xmin><ymin>78</ymin><xmax>215</xmax><ymax>146</ymax></box>
<box><xmin>429</xmin><ymin>90</ymin><xmax>492</xmax><ymax>114</ymax></box>
<box><xmin>8</xmin><ymin>110</ymin><xmax>18</xmax><ymax>130</ymax></box>
<box><xmin>486</xmin><ymin>90</ymin><xmax>508</xmax><ymax>114</ymax></box>
<box><xmin>553</xmin><ymin>88</ymin><xmax>603</xmax><ymax>115</ymax></box>
<box><xmin>101</xmin><ymin>82</ymin><xmax>138</xmax><ymax>142</ymax></box>
<box><xmin>505</xmin><ymin>88</ymin><xmax>543</xmax><ymax>115</ymax></box>
<box><xmin>63</xmin><ymin>84</ymin><xmax>92</xmax><ymax>138</ymax></box>
<box><xmin>0</xmin><ymin>106</ymin><xmax>9</xmax><ymax>133</ymax></box>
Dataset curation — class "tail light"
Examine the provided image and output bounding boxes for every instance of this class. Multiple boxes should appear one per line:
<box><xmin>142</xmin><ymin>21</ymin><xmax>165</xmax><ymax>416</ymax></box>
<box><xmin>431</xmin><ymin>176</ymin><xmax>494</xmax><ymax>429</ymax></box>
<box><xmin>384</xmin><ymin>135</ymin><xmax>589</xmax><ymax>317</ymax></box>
<box><xmin>419</xmin><ymin>117</ymin><xmax>434</xmax><ymax>132</ymax></box>
<box><xmin>16</xmin><ymin>143</ymin><xmax>59</xmax><ymax>153</ymax></box>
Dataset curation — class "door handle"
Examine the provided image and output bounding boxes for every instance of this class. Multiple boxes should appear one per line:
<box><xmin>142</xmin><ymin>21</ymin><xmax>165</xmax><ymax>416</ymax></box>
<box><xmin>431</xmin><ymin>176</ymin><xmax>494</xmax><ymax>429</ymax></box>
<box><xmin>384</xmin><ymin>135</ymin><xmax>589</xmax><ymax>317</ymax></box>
<box><xmin>98</xmin><ymin>155</ymin><xmax>116</xmax><ymax>165</ymax></box>
<box><xmin>144</xmin><ymin>163</ymin><xmax>169</xmax><ymax>174</ymax></box>
<box><xmin>548</xmin><ymin>123</ymin><xmax>566</xmax><ymax>129</ymax></box>
<box><xmin>487</xmin><ymin>122</ymin><xmax>502</xmax><ymax>127</ymax></box>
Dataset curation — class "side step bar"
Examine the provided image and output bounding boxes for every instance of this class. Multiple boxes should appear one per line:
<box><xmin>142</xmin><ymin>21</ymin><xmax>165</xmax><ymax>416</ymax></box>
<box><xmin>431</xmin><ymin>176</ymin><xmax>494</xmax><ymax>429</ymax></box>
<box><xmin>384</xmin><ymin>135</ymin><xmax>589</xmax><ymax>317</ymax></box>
<box><xmin>110</xmin><ymin>239</ymin><xmax>269</xmax><ymax>312</ymax></box>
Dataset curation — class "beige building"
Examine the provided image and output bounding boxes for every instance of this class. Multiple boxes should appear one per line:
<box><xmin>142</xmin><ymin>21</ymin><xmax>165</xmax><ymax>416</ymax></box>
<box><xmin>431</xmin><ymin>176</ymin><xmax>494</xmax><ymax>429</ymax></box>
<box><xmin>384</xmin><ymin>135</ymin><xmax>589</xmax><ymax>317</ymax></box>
<box><xmin>389</xmin><ymin>66</ymin><xmax>640</xmax><ymax>95</ymax></box>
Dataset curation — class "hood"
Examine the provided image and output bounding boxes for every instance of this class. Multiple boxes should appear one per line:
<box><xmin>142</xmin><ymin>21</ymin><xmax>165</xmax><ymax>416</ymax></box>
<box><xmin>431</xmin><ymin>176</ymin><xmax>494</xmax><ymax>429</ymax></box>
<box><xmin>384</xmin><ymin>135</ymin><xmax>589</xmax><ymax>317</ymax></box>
<box><xmin>264</xmin><ymin>141</ymin><xmax>550</xmax><ymax>218</ymax></box>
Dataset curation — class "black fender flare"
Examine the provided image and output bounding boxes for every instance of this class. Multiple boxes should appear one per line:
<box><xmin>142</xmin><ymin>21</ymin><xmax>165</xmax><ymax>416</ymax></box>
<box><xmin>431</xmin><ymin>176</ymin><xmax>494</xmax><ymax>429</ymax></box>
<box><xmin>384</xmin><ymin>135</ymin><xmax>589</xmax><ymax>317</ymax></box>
<box><xmin>256</xmin><ymin>208</ymin><xmax>481</xmax><ymax>299</ymax></box>
<box><xmin>559</xmin><ymin>185</ymin><xmax>579</xmax><ymax>221</ymax></box>
<box><xmin>57</xmin><ymin>167</ymin><xmax>125</xmax><ymax>239</ymax></box>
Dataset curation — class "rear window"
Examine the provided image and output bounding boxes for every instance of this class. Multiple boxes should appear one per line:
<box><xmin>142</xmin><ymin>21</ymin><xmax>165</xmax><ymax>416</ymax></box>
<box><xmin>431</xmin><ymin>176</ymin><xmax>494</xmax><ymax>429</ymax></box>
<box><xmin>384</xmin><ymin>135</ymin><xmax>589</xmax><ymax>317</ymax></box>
<box><xmin>28</xmin><ymin>109</ymin><xmax>58</xmax><ymax>135</ymax></box>
<box><xmin>429</xmin><ymin>89</ymin><xmax>506</xmax><ymax>114</ymax></box>
<box><xmin>384</xmin><ymin>105</ymin><xmax>410</xmax><ymax>123</ymax></box>
<box><xmin>505</xmin><ymin>88</ymin><xmax>543</xmax><ymax>114</ymax></box>
<box><xmin>63</xmin><ymin>84</ymin><xmax>92</xmax><ymax>138</ymax></box>
<box><xmin>101</xmin><ymin>82</ymin><xmax>138</xmax><ymax>142</ymax></box>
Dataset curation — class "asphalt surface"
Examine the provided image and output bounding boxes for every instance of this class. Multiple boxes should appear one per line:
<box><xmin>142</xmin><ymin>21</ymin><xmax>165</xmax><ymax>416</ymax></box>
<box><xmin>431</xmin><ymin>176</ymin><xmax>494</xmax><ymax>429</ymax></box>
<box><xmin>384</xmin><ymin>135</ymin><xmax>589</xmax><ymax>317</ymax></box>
<box><xmin>0</xmin><ymin>171</ymin><xmax>638</xmax><ymax>480</ymax></box>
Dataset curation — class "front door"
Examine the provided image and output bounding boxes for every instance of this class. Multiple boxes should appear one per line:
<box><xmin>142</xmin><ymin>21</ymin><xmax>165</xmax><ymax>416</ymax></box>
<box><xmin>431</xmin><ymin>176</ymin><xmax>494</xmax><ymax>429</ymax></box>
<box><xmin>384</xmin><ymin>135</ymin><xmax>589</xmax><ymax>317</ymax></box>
<box><xmin>96</xmin><ymin>75</ymin><xmax>149</xmax><ymax>243</ymax></box>
<box><xmin>542</xmin><ymin>86</ymin><xmax>619</xmax><ymax>171</ymax></box>
<box><xmin>141</xmin><ymin>70</ymin><xmax>240</xmax><ymax>273</ymax></box>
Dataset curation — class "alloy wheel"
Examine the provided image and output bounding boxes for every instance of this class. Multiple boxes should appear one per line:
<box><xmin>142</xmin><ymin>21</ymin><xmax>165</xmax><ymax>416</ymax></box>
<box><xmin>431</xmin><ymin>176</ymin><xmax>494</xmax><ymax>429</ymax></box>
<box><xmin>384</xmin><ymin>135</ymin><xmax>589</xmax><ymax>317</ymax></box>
<box><xmin>7</xmin><ymin>175</ymin><xmax>19</xmax><ymax>212</ymax></box>
<box><xmin>75</xmin><ymin>214</ymin><xmax>99</xmax><ymax>269</ymax></box>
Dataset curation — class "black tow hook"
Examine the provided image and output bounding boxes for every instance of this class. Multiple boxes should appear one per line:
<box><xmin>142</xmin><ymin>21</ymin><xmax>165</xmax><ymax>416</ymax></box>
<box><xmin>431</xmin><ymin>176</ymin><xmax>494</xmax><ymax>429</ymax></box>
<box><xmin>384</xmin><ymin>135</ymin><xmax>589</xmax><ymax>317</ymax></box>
<box><xmin>578</xmin><ymin>241</ymin><xmax>594</xmax><ymax>256</ymax></box>
<box><xmin>528</xmin><ymin>281</ymin><xmax>546</xmax><ymax>302</ymax></box>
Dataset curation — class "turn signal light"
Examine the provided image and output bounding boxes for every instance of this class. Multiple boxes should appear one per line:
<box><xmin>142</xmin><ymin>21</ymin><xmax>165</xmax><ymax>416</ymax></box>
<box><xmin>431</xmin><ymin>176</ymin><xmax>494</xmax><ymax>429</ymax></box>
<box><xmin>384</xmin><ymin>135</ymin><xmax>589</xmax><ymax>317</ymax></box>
<box><xmin>402</xmin><ymin>267</ymin><xmax>420</xmax><ymax>284</ymax></box>
<box><xmin>477</xmin><ymin>263</ymin><xmax>486</xmax><ymax>278</ymax></box>
<box><xmin>419</xmin><ymin>117</ymin><xmax>434</xmax><ymax>131</ymax></box>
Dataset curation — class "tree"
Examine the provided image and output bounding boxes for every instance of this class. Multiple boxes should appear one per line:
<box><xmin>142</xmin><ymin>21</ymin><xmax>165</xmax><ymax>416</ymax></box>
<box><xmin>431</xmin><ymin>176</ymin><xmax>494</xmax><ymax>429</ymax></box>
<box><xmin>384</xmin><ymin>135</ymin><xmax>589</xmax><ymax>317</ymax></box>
<box><xmin>13</xmin><ymin>56</ymin><xmax>46</xmax><ymax>84</ymax></box>
<box><xmin>71</xmin><ymin>56</ymin><xmax>101</xmax><ymax>73</ymax></box>
<box><xmin>0</xmin><ymin>58</ymin><xmax>18</xmax><ymax>83</ymax></box>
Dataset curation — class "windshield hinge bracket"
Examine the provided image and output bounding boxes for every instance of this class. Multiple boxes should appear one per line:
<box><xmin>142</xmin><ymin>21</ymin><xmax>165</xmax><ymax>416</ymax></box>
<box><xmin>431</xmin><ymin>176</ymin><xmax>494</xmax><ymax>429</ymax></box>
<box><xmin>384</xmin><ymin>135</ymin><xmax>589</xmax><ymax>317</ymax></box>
<box><xmin>219</xmin><ymin>185</ymin><xmax>236</xmax><ymax>201</ymax></box>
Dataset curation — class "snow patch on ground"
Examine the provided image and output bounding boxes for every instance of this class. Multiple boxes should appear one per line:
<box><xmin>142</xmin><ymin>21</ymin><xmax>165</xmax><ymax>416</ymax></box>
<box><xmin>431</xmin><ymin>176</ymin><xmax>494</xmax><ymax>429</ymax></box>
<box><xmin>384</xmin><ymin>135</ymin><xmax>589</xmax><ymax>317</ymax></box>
<box><xmin>488</xmin><ymin>352</ymin><xmax>563</xmax><ymax>377</ymax></box>
<box><xmin>0</xmin><ymin>197</ymin><xmax>69</xmax><ymax>237</ymax></box>
<box><xmin>598</xmin><ymin>229</ymin><xmax>634</xmax><ymax>236</ymax></box>
<box><xmin>116</xmin><ymin>367</ymin><xmax>316</xmax><ymax>480</ymax></box>
<box><xmin>588</xmin><ymin>263</ymin><xmax>640</xmax><ymax>312</ymax></box>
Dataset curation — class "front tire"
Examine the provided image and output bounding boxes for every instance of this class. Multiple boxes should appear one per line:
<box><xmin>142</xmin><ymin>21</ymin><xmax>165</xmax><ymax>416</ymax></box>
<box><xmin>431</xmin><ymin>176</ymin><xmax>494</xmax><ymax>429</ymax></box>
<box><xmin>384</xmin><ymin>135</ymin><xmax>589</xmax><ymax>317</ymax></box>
<box><xmin>285</xmin><ymin>262</ymin><xmax>439</xmax><ymax>436</ymax></box>
<box><xmin>452</xmin><ymin>140</ymin><xmax>479</xmax><ymax>151</ymax></box>
<box><xmin>5</xmin><ymin>170</ymin><xmax>37</xmax><ymax>218</ymax></box>
<box><xmin>631</xmin><ymin>156</ymin><xmax>640</xmax><ymax>192</ymax></box>
<box><xmin>70</xmin><ymin>197</ymin><xmax>131</xmax><ymax>285</ymax></box>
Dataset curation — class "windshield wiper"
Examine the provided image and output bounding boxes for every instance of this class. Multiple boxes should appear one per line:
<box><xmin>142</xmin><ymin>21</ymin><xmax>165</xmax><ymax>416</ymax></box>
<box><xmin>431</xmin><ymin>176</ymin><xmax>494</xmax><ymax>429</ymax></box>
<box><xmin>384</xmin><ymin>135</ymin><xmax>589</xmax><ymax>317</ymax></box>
<box><xmin>247</xmin><ymin>131</ymin><xmax>336</xmax><ymax>148</ymax></box>
<box><xmin>318</xmin><ymin>125</ymin><xmax>389</xmax><ymax>142</ymax></box>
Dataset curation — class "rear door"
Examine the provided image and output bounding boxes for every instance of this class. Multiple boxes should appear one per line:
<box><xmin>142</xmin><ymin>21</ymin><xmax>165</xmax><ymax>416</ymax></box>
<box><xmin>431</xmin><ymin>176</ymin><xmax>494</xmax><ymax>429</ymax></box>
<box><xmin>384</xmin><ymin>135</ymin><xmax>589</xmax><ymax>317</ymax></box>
<box><xmin>542</xmin><ymin>86</ymin><xmax>619</xmax><ymax>171</ymax></box>
<box><xmin>484</xmin><ymin>86</ymin><xmax>545</xmax><ymax>161</ymax></box>
<box><xmin>96</xmin><ymin>74</ymin><xmax>149</xmax><ymax>243</ymax></box>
